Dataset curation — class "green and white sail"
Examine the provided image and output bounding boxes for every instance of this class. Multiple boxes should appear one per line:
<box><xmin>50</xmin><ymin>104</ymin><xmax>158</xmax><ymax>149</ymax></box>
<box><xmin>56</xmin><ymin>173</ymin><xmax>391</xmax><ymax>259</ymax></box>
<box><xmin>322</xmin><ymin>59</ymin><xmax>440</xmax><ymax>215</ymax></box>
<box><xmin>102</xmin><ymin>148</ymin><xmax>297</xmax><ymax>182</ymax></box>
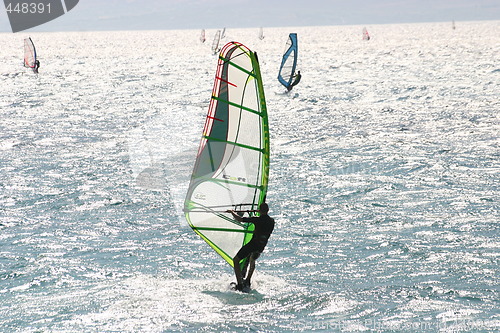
<box><xmin>184</xmin><ymin>41</ymin><xmax>269</xmax><ymax>269</ymax></box>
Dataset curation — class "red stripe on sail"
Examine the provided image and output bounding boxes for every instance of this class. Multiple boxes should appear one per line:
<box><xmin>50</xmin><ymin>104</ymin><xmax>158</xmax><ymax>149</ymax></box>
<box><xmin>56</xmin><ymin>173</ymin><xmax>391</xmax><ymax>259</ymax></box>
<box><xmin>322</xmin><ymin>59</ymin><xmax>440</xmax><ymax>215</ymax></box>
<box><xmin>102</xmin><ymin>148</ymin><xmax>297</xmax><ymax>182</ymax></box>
<box><xmin>216</xmin><ymin>76</ymin><xmax>237</xmax><ymax>88</ymax></box>
<box><xmin>207</xmin><ymin>115</ymin><xmax>224</xmax><ymax>122</ymax></box>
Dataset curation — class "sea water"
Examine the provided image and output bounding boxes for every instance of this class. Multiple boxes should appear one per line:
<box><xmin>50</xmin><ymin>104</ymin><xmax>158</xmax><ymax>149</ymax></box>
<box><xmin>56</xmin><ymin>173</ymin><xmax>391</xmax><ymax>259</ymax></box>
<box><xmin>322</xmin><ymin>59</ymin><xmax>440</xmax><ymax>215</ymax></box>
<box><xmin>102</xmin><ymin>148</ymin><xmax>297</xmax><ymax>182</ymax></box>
<box><xmin>0</xmin><ymin>21</ymin><xmax>498</xmax><ymax>332</ymax></box>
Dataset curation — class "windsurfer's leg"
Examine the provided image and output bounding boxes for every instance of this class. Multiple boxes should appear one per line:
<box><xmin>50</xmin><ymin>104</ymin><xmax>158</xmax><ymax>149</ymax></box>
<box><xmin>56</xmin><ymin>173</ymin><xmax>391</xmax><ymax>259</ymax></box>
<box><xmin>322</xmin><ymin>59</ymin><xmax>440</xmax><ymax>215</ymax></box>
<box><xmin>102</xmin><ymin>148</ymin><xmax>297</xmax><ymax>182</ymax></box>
<box><xmin>245</xmin><ymin>252</ymin><xmax>259</xmax><ymax>285</ymax></box>
<box><xmin>232</xmin><ymin>255</ymin><xmax>244</xmax><ymax>288</ymax></box>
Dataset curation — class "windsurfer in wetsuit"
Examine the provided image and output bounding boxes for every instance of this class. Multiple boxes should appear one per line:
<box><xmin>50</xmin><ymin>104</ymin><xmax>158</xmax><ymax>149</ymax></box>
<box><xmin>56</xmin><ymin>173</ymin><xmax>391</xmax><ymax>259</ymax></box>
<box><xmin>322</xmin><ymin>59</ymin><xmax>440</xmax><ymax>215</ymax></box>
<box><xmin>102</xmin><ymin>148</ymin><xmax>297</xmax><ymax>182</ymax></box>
<box><xmin>34</xmin><ymin>60</ymin><xmax>40</xmax><ymax>73</ymax></box>
<box><xmin>287</xmin><ymin>70</ymin><xmax>301</xmax><ymax>91</ymax></box>
<box><xmin>227</xmin><ymin>203</ymin><xmax>275</xmax><ymax>291</ymax></box>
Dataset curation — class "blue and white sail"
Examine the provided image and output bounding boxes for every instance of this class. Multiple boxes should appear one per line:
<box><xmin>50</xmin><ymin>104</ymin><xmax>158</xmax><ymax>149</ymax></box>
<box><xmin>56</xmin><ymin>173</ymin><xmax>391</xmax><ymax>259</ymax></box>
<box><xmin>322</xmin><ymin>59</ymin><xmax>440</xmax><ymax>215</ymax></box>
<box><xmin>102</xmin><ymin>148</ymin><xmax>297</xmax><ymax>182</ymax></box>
<box><xmin>277</xmin><ymin>33</ymin><xmax>298</xmax><ymax>90</ymax></box>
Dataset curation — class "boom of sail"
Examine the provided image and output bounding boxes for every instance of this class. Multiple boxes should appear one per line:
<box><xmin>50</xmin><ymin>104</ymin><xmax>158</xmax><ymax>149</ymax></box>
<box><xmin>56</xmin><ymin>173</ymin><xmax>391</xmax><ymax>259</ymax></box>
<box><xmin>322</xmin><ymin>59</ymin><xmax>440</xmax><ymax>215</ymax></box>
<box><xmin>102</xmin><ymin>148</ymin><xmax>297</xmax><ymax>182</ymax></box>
<box><xmin>184</xmin><ymin>42</ymin><xmax>269</xmax><ymax>269</ymax></box>
<box><xmin>277</xmin><ymin>33</ymin><xmax>298</xmax><ymax>90</ymax></box>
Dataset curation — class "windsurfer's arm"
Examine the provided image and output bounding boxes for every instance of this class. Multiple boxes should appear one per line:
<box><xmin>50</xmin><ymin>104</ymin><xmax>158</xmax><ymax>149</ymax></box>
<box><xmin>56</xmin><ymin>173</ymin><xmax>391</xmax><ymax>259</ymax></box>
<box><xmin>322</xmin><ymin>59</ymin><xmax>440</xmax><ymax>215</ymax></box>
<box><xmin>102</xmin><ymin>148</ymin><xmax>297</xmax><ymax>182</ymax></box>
<box><xmin>227</xmin><ymin>210</ymin><xmax>244</xmax><ymax>222</ymax></box>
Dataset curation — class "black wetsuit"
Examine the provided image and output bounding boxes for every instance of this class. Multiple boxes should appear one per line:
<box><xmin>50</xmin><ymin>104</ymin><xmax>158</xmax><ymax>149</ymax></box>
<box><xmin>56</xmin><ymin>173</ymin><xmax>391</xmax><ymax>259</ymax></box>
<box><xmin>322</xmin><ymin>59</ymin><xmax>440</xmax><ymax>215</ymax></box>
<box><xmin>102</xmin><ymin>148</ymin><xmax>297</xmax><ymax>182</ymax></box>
<box><xmin>236</xmin><ymin>214</ymin><xmax>275</xmax><ymax>259</ymax></box>
<box><xmin>287</xmin><ymin>73</ymin><xmax>301</xmax><ymax>91</ymax></box>
<box><xmin>291</xmin><ymin>73</ymin><xmax>301</xmax><ymax>87</ymax></box>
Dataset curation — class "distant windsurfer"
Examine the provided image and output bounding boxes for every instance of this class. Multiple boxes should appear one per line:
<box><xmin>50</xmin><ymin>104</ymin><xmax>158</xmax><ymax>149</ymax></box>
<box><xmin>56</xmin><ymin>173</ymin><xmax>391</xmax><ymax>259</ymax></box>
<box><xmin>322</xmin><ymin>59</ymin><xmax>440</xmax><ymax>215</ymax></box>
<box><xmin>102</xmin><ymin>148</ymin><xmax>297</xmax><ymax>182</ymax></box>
<box><xmin>34</xmin><ymin>60</ymin><xmax>40</xmax><ymax>73</ymax></box>
<box><xmin>227</xmin><ymin>203</ymin><xmax>275</xmax><ymax>292</ymax></box>
<box><xmin>287</xmin><ymin>70</ymin><xmax>301</xmax><ymax>91</ymax></box>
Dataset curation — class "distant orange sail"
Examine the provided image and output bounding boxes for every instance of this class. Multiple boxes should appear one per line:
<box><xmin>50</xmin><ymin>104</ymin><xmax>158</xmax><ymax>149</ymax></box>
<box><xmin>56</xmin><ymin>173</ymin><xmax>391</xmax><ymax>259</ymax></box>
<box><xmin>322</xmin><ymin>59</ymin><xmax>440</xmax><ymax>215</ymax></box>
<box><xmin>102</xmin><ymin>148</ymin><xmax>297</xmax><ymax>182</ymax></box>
<box><xmin>362</xmin><ymin>27</ymin><xmax>371</xmax><ymax>40</ymax></box>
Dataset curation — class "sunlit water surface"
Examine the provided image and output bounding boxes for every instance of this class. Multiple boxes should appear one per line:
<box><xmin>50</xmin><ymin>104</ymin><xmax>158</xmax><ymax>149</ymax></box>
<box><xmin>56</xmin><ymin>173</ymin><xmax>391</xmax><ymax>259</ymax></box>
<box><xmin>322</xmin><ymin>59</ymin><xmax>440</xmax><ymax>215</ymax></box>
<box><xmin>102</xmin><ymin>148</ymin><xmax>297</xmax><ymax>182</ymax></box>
<box><xmin>0</xmin><ymin>21</ymin><xmax>499</xmax><ymax>332</ymax></box>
